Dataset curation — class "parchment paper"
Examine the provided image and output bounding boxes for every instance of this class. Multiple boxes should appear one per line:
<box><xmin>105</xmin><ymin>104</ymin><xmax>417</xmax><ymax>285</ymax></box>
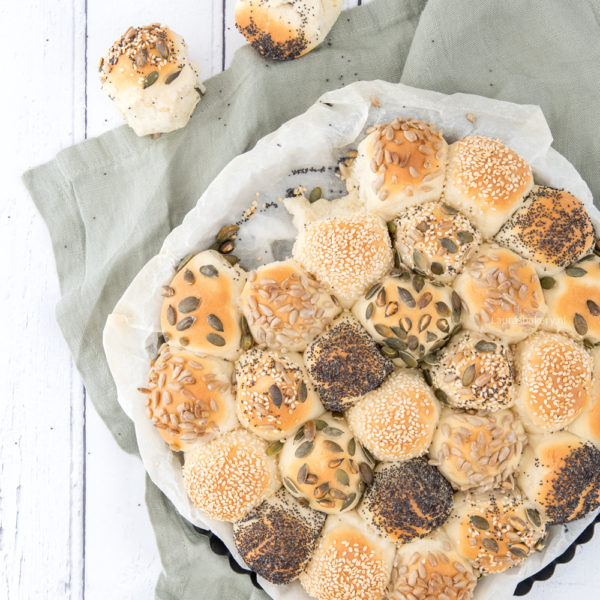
<box><xmin>103</xmin><ymin>80</ymin><xmax>600</xmax><ymax>600</ymax></box>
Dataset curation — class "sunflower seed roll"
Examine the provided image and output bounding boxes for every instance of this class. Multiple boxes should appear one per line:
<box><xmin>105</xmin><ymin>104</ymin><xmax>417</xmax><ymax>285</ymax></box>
<box><xmin>161</xmin><ymin>250</ymin><xmax>247</xmax><ymax>361</ymax></box>
<box><xmin>568</xmin><ymin>346</ymin><xmax>600</xmax><ymax>449</ymax></box>
<box><xmin>235</xmin><ymin>349</ymin><xmax>324</xmax><ymax>441</ymax></box>
<box><xmin>99</xmin><ymin>24</ymin><xmax>205</xmax><ymax>136</ymax></box>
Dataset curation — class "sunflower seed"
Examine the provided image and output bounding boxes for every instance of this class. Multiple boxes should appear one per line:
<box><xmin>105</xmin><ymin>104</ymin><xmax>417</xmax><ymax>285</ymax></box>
<box><xmin>328</xmin><ymin>458</ymin><xmax>344</xmax><ymax>468</ymax></box>
<box><xmin>305</xmin><ymin>474</ymin><xmax>318</xmax><ymax>485</ymax></box>
<box><xmin>164</xmin><ymin>70</ymin><xmax>182</xmax><ymax>85</ymax></box>
<box><xmin>143</xmin><ymin>71</ymin><xmax>159</xmax><ymax>89</ymax></box>
<box><xmin>309</xmin><ymin>187</ymin><xmax>322</xmax><ymax>203</ymax></box>
<box><xmin>136</xmin><ymin>48</ymin><xmax>148</xmax><ymax>68</ymax></box>
<box><xmin>200</xmin><ymin>265</ymin><xmax>219</xmax><ymax>278</ymax></box>
<box><xmin>359</xmin><ymin>462</ymin><xmax>374</xmax><ymax>485</ymax></box>
<box><xmin>323</xmin><ymin>427</ymin><xmax>344</xmax><ymax>438</ymax></box>
<box><xmin>376</xmin><ymin>287</ymin><xmax>387</xmax><ymax>307</ymax></box>
<box><xmin>241</xmin><ymin>333</ymin><xmax>253</xmax><ymax>351</ymax></box>
<box><xmin>507</xmin><ymin>516</ymin><xmax>527</xmax><ymax>531</ymax></box>
<box><xmin>418</xmin><ymin>314</ymin><xmax>432</xmax><ymax>333</ymax></box>
<box><xmin>217</xmin><ymin>224</ymin><xmax>240</xmax><ymax>243</ymax></box>
<box><xmin>314</xmin><ymin>482</ymin><xmax>330</xmax><ymax>499</ymax></box>
<box><xmin>304</xmin><ymin>420</ymin><xmax>316</xmax><ymax>442</ymax></box>
<box><xmin>329</xmin><ymin>488</ymin><xmax>348</xmax><ymax>501</ymax></box>
<box><xmin>167</xmin><ymin>305</ymin><xmax>176</xmax><ymax>326</ymax></box>
<box><xmin>323</xmin><ymin>440</ymin><xmax>343</xmax><ymax>453</ymax></box>
<box><xmin>206</xmin><ymin>333</ymin><xmax>225</xmax><ymax>346</ymax></box>
<box><xmin>178</xmin><ymin>296</ymin><xmax>201</xmax><ymax>313</ymax></box>
<box><xmin>574</xmin><ymin>313</ymin><xmax>588</xmax><ymax>335</ymax></box>
<box><xmin>296</xmin><ymin>441</ymin><xmax>314</xmax><ymax>458</ymax></box>
<box><xmin>266</xmin><ymin>440</ymin><xmax>283</xmax><ymax>456</ymax></box>
<box><xmin>385</xmin><ymin>302</ymin><xmax>399</xmax><ymax>318</ymax></box>
<box><xmin>470</xmin><ymin>516</ymin><xmax>490</xmax><ymax>530</ymax></box>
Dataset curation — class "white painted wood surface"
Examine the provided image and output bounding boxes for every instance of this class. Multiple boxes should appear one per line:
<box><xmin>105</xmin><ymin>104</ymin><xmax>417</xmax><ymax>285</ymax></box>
<box><xmin>2</xmin><ymin>0</ymin><xmax>599</xmax><ymax>598</ymax></box>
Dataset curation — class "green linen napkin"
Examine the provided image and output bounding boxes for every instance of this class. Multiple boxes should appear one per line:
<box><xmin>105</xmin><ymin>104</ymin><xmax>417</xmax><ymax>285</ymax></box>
<box><xmin>23</xmin><ymin>0</ymin><xmax>600</xmax><ymax>598</ymax></box>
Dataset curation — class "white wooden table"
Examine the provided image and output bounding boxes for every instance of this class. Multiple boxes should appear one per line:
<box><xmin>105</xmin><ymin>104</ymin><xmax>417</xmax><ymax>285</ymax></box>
<box><xmin>3</xmin><ymin>0</ymin><xmax>599</xmax><ymax>598</ymax></box>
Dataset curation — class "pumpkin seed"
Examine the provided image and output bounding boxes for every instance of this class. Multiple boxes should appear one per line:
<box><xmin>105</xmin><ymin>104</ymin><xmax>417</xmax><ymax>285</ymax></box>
<box><xmin>374</xmin><ymin>324</ymin><xmax>395</xmax><ymax>338</ymax></box>
<box><xmin>348</xmin><ymin>438</ymin><xmax>356</xmax><ymax>456</ymax></box>
<box><xmin>99</xmin><ymin>57</ymin><xmax>104</xmax><ymax>72</ymax></box>
<box><xmin>240</xmin><ymin>315</ymin><xmax>250</xmax><ymax>335</ymax></box>
<box><xmin>584</xmin><ymin>337</ymin><xmax>595</xmax><ymax>349</ymax></box>
<box><xmin>470</xmin><ymin>515</ymin><xmax>490</xmax><ymax>530</ymax></box>
<box><xmin>574</xmin><ymin>313</ymin><xmax>588</xmax><ymax>335</ymax></box>
<box><xmin>297</xmin><ymin>463</ymin><xmax>308</xmax><ymax>485</ymax></box>
<box><xmin>332</xmin><ymin>411</ymin><xmax>344</xmax><ymax>420</ymax></box>
<box><xmin>413</xmin><ymin>273</ymin><xmax>425</xmax><ymax>293</ymax></box>
<box><xmin>462</xmin><ymin>363</ymin><xmax>477</xmax><ymax>387</ymax></box>
<box><xmin>182</xmin><ymin>269</ymin><xmax>195</xmax><ymax>285</ymax></box>
<box><xmin>450</xmin><ymin>324</ymin><xmax>463</xmax><ymax>338</ymax></box>
<box><xmin>398</xmin><ymin>270</ymin><xmax>411</xmax><ymax>281</ymax></box>
<box><xmin>381</xmin><ymin>346</ymin><xmax>399</xmax><ymax>359</ymax></box>
<box><xmin>376</xmin><ymin>287</ymin><xmax>387</xmax><ymax>307</ymax></box>
<box><xmin>176</xmin><ymin>316</ymin><xmax>195</xmax><ymax>331</ymax></box>
<box><xmin>283</xmin><ymin>477</ymin><xmax>299</xmax><ymax>495</ymax></box>
<box><xmin>366</xmin><ymin>303</ymin><xmax>374</xmax><ymax>320</ymax></box>
<box><xmin>527</xmin><ymin>508</ymin><xmax>542</xmax><ymax>528</ymax></box>
<box><xmin>431</xmin><ymin>262</ymin><xmax>445</xmax><ymax>275</ymax></box>
<box><xmin>359</xmin><ymin>462</ymin><xmax>374</xmax><ymax>485</ymax></box>
<box><xmin>437</xmin><ymin>318</ymin><xmax>449</xmax><ymax>332</ymax></box>
<box><xmin>323</xmin><ymin>427</ymin><xmax>344</xmax><ymax>438</ymax></box>
<box><xmin>323</xmin><ymin>440</ymin><xmax>343</xmax><ymax>453</ymax></box>
<box><xmin>304</xmin><ymin>420</ymin><xmax>316</xmax><ymax>441</ymax></box>
<box><xmin>394</xmin><ymin>249</ymin><xmax>401</xmax><ymax>269</ymax></box>
<box><xmin>385</xmin><ymin>301</ymin><xmax>399</xmax><ymax>317</ymax></box>
<box><xmin>392</xmin><ymin>326</ymin><xmax>408</xmax><ymax>340</ymax></box>
<box><xmin>167</xmin><ymin>305</ymin><xmax>176</xmax><ymax>326</ymax></box>
<box><xmin>217</xmin><ymin>224</ymin><xmax>239</xmax><ymax>243</ymax></box>
<box><xmin>452</xmin><ymin>291</ymin><xmax>462</xmax><ymax>312</ymax></box>
<box><xmin>387</xmin><ymin>220</ymin><xmax>397</xmax><ymax>235</ymax></box>
<box><xmin>156</xmin><ymin>39</ymin><xmax>169</xmax><ymax>60</ymax></box>
<box><xmin>413</xmin><ymin>249</ymin><xmax>429</xmax><ymax>271</ymax></box>
<box><xmin>178</xmin><ymin>296</ymin><xmax>201</xmax><ymax>313</ymax></box>
<box><xmin>435</xmin><ymin>302</ymin><xmax>451</xmax><ymax>317</ymax></box>
<box><xmin>223</xmin><ymin>254</ymin><xmax>239</xmax><ymax>266</ymax></box>
<box><xmin>315</xmin><ymin>420</ymin><xmax>328</xmax><ymax>430</ymax></box>
<box><xmin>309</xmin><ymin>187</ymin><xmax>322</xmax><ymax>203</ymax></box>
<box><xmin>207</xmin><ymin>314</ymin><xmax>224</xmax><ymax>332</ymax></box>
<box><xmin>161</xmin><ymin>285</ymin><xmax>174</xmax><ymax>297</ymax></box>
<box><xmin>164</xmin><ymin>70</ymin><xmax>182</xmax><ymax>85</ymax></box>
<box><xmin>143</xmin><ymin>71</ymin><xmax>159</xmax><ymax>89</ymax></box>
<box><xmin>398</xmin><ymin>287</ymin><xmax>417</xmax><ymax>308</ymax></box>
<box><xmin>199</xmin><ymin>265</ymin><xmax>219</xmax><ymax>278</ymax></box>
<box><xmin>416</xmin><ymin>221</ymin><xmax>430</xmax><ymax>233</ymax></box>
<box><xmin>384</xmin><ymin>337</ymin><xmax>407</xmax><ymax>350</ymax></box>
<box><xmin>566</xmin><ymin>266</ymin><xmax>587</xmax><ymax>277</ymax></box>
<box><xmin>399</xmin><ymin>351</ymin><xmax>418</xmax><ymax>367</ymax></box>
<box><xmin>328</xmin><ymin>458</ymin><xmax>344</xmax><ymax>468</ymax></box>
<box><xmin>441</xmin><ymin>204</ymin><xmax>459</xmax><ymax>215</ymax></box>
<box><xmin>440</xmin><ymin>238</ymin><xmax>458</xmax><ymax>254</ymax></box>
<box><xmin>425</xmin><ymin>331</ymin><xmax>438</xmax><ymax>343</ymax></box>
<box><xmin>475</xmin><ymin>340</ymin><xmax>497</xmax><ymax>352</ymax></box>
<box><xmin>423</xmin><ymin>369</ymin><xmax>433</xmax><ymax>386</ymax></box>
<box><xmin>508</xmin><ymin>544</ymin><xmax>529</xmax><ymax>559</ymax></box>
<box><xmin>268</xmin><ymin>384</ymin><xmax>283</xmax><ymax>408</ymax></box>
<box><xmin>294</xmin><ymin>427</ymin><xmax>305</xmax><ymax>443</ymax></box>
<box><xmin>177</xmin><ymin>253</ymin><xmax>194</xmax><ymax>272</ymax></box>
<box><xmin>482</xmin><ymin>537</ymin><xmax>499</xmax><ymax>553</ymax></box>
<box><xmin>407</xmin><ymin>335</ymin><xmax>419</xmax><ymax>351</ymax></box>
<box><xmin>539</xmin><ymin>276</ymin><xmax>555</xmax><ymax>290</ymax></box>
<box><xmin>587</xmin><ymin>300</ymin><xmax>600</xmax><ymax>316</ymax></box>
<box><xmin>206</xmin><ymin>333</ymin><xmax>226</xmax><ymax>346</ymax></box>
<box><xmin>266</xmin><ymin>440</ymin><xmax>284</xmax><ymax>456</ymax></box>
<box><xmin>435</xmin><ymin>389</ymin><xmax>449</xmax><ymax>405</ymax></box>
<box><xmin>419</xmin><ymin>314</ymin><xmax>432</xmax><ymax>332</ymax></box>
<box><xmin>329</xmin><ymin>488</ymin><xmax>348</xmax><ymax>500</ymax></box>
<box><xmin>419</xmin><ymin>292</ymin><xmax>433</xmax><ymax>309</ymax></box>
<box><xmin>179</xmin><ymin>337</ymin><xmax>189</xmax><ymax>346</ymax></box>
<box><xmin>298</xmin><ymin>381</ymin><xmax>308</xmax><ymax>403</ymax></box>
<box><xmin>295</xmin><ymin>441</ymin><xmax>314</xmax><ymax>458</ymax></box>
<box><xmin>399</xmin><ymin>316</ymin><xmax>412</xmax><ymax>332</ymax></box>
<box><xmin>241</xmin><ymin>333</ymin><xmax>253</xmax><ymax>351</ymax></box>
<box><xmin>457</xmin><ymin>231</ymin><xmax>474</xmax><ymax>244</ymax></box>
<box><xmin>358</xmin><ymin>481</ymin><xmax>366</xmax><ymax>494</ymax></box>
<box><xmin>365</xmin><ymin>283</ymin><xmax>382</xmax><ymax>300</ymax></box>
<box><xmin>335</xmin><ymin>469</ymin><xmax>350</xmax><ymax>486</ymax></box>
<box><xmin>422</xmin><ymin>354</ymin><xmax>439</xmax><ymax>366</ymax></box>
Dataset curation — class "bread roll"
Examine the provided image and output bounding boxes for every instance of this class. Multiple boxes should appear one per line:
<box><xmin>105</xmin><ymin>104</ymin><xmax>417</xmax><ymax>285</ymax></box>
<box><xmin>541</xmin><ymin>254</ymin><xmax>600</xmax><ymax>343</ymax></box>
<box><xmin>517</xmin><ymin>431</ymin><xmax>600</xmax><ymax>525</ymax></box>
<box><xmin>235</xmin><ymin>349</ymin><xmax>324</xmax><ymax>441</ymax></box>
<box><xmin>99</xmin><ymin>24</ymin><xmax>204</xmax><ymax>136</ymax></box>
<box><xmin>430</xmin><ymin>330</ymin><xmax>515</xmax><ymax>411</ymax></box>
<box><xmin>358</xmin><ymin>459</ymin><xmax>453</xmax><ymax>545</ymax></box>
<box><xmin>233</xmin><ymin>488</ymin><xmax>326</xmax><ymax>585</ymax></box>
<box><xmin>393</xmin><ymin>202</ymin><xmax>482</xmax><ymax>283</ymax></box>
<box><xmin>568</xmin><ymin>346</ymin><xmax>600</xmax><ymax>448</ymax></box>
<box><xmin>139</xmin><ymin>346</ymin><xmax>239</xmax><ymax>451</ymax></box>
<box><xmin>241</xmin><ymin>259</ymin><xmax>341</xmax><ymax>352</ymax></box>
<box><xmin>304</xmin><ymin>313</ymin><xmax>394</xmax><ymax>412</ymax></box>
<box><xmin>452</xmin><ymin>243</ymin><xmax>547</xmax><ymax>344</ymax></box>
<box><xmin>351</xmin><ymin>118</ymin><xmax>448</xmax><ymax>221</ymax></box>
<box><xmin>161</xmin><ymin>250</ymin><xmax>247</xmax><ymax>360</ymax></box>
<box><xmin>495</xmin><ymin>186</ymin><xmax>595</xmax><ymax>276</ymax></box>
<box><xmin>428</xmin><ymin>407</ymin><xmax>526</xmax><ymax>493</ymax></box>
<box><xmin>278</xmin><ymin>412</ymin><xmax>372</xmax><ymax>514</ymax></box>
<box><xmin>183</xmin><ymin>428</ymin><xmax>281</xmax><ymax>522</ymax></box>
<box><xmin>293</xmin><ymin>212</ymin><xmax>394</xmax><ymax>308</ymax></box>
<box><xmin>235</xmin><ymin>0</ymin><xmax>344</xmax><ymax>61</ymax></box>
<box><xmin>346</xmin><ymin>369</ymin><xmax>440</xmax><ymax>461</ymax></box>
<box><xmin>352</xmin><ymin>272</ymin><xmax>460</xmax><ymax>362</ymax></box>
<box><xmin>300</xmin><ymin>511</ymin><xmax>396</xmax><ymax>600</ymax></box>
<box><xmin>443</xmin><ymin>137</ymin><xmax>534</xmax><ymax>239</ymax></box>
<box><xmin>512</xmin><ymin>332</ymin><xmax>593</xmax><ymax>433</ymax></box>
<box><xmin>443</xmin><ymin>491</ymin><xmax>546</xmax><ymax>574</ymax></box>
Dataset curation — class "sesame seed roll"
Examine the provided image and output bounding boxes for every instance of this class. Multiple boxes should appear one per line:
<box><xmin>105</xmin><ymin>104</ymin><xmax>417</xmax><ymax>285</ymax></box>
<box><xmin>235</xmin><ymin>349</ymin><xmax>324</xmax><ymax>441</ymax></box>
<box><xmin>293</xmin><ymin>212</ymin><xmax>394</xmax><ymax>308</ymax></box>
<box><xmin>161</xmin><ymin>250</ymin><xmax>247</xmax><ymax>361</ymax></box>
<box><xmin>452</xmin><ymin>243</ymin><xmax>548</xmax><ymax>344</ymax></box>
<box><xmin>233</xmin><ymin>488</ymin><xmax>326</xmax><ymax>585</ymax></box>
<box><xmin>394</xmin><ymin>203</ymin><xmax>482</xmax><ymax>283</ymax></box>
<box><xmin>443</xmin><ymin>491</ymin><xmax>546</xmax><ymax>575</ymax></box>
<box><xmin>430</xmin><ymin>331</ymin><xmax>515</xmax><ymax>411</ymax></box>
<box><xmin>428</xmin><ymin>407</ymin><xmax>527</xmax><ymax>493</ymax></box>
<box><xmin>240</xmin><ymin>259</ymin><xmax>341</xmax><ymax>353</ymax></box>
<box><xmin>512</xmin><ymin>332</ymin><xmax>593</xmax><ymax>433</ymax></box>
<box><xmin>352</xmin><ymin>118</ymin><xmax>448</xmax><ymax>221</ymax></box>
<box><xmin>139</xmin><ymin>346</ymin><xmax>239</xmax><ymax>451</ymax></box>
<box><xmin>443</xmin><ymin>136</ymin><xmax>534</xmax><ymax>239</ymax></box>
<box><xmin>99</xmin><ymin>24</ymin><xmax>205</xmax><ymax>136</ymax></box>
<box><xmin>346</xmin><ymin>369</ymin><xmax>441</xmax><ymax>462</ymax></box>
<box><xmin>183</xmin><ymin>428</ymin><xmax>281</xmax><ymax>522</ymax></box>
<box><xmin>517</xmin><ymin>431</ymin><xmax>600</xmax><ymax>525</ymax></box>
<box><xmin>300</xmin><ymin>511</ymin><xmax>396</xmax><ymax>600</ymax></box>
<box><xmin>495</xmin><ymin>186</ymin><xmax>596</xmax><ymax>276</ymax></box>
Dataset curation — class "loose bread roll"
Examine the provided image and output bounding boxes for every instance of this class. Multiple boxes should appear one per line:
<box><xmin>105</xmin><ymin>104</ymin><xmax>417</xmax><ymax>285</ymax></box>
<box><xmin>358</xmin><ymin>460</ymin><xmax>453</xmax><ymax>545</ymax></box>
<box><xmin>568</xmin><ymin>346</ymin><xmax>600</xmax><ymax>448</ymax></box>
<box><xmin>452</xmin><ymin>243</ymin><xmax>547</xmax><ymax>344</ymax></box>
<box><xmin>346</xmin><ymin>369</ymin><xmax>440</xmax><ymax>461</ymax></box>
<box><xmin>428</xmin><ymin>407</ymin><xmax>527</xmax><ymax>493</ymax></box>
<box><xmin>495</xmin><ymin>186</ymin><xmax>595</xmax><ymax>276</ymax></box>
<box><xmin>292</xmin><ymin>212</ymin><xmax>394</xmax><ymax>308</ymax></box>
<box><xmin>300</xmin><ymin>511</ymin><xmax>396</xmax><ymax>600</ymax></box>
<box><xmin>99</xmin><ymin>24</ymin><xmax>204</xmax><ymax>136</ymax></box>
<box><xmin>304</xmin><ymin>313</ymin><xmax>394</xmax><ymax>412</ymax></box>
<box><xmin>517</xmin><ymin>431</ymin><xmax>600</xmax><ymax>525</ymax></box>
<box><xmin>183</xmin><ymin>429</ymin><xmax>281</xmax><ymax>522</ymax></box>
<box><xmin>233</xmin><ymin>488</ymin><xmax>326</xmax><ymax>585</ymax></box>
<box><xmin>139</xmin><ymin>346</ymin><xmax>238</xmax><ymax>451</ymax></box>
<box><xmin>443</xmin><ymin>137</ymin><xmax>534</xmax><ymax>239</ymax></box>
<box><xmin>393</xmin><ymin>203</ymin><xmax>482</xmax><ymax>283</ymax></box>
<box><xmin>541</xmin><ymin>255</ymin><xmax>600</xmax><ymax>343</ymax></box>
<box><xmin>351</xmin><ymin>118</ymin><xmax>448</xmax><ymax>221</ymax></box>
<box><xmin>430</xmin><ymin>330</ymin><xmax>515</xmax><ymax>411</ymax></box>
<box><xmin>235</xmin><ymin>349</ymin><xmax>324</xmax><ymax>441</ymax></box>
<box><xmin>235</xmin><ymin>0</ymin><xmax>344</xmax><ymax>61</ymax></box>
<box><xmin>241</xmin><ymin>259</ymin><xmax>341</xmax><ymax>352</ymax></box>
<box><xmin>443</xmin><ymin>491</ymin><xmax>546</xmax><ymax>574</ymax></box>
<box><xmin>512</xmin><ymin>332</ymin><xmax>593</xmax><ymax>433</ymax></box>
<box><xmin>278</xmin><ymin>412</ymin><xmax>372</xmax><ymax>515</ymax></box>
<box><xmin>161</xmin><ymin>251</ymin><xmax>247</xmax><ymax>360</ymax></box>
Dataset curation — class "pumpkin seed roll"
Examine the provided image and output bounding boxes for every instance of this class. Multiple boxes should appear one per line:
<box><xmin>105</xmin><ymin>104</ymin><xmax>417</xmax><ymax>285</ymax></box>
<box><xmin>300</xmin><ymin>511</ymin><xmax>396</xmax><ymax>600</ymax></box>
<box><xmin>351</xmin><ymin>118</ymin><xmax>448</xmax><ymax>221</ymax></box>
<box><xmin>278</xmin><ymin>412</ymin><xmax>373</xmax><ymax>515</ymax></box>
<box><xmin>161</xmin><ymin>250</ymin><xmax>247</xmax><ymax>361</ymax></box>
<box><xmin>452</xmin><ymin>243</ymin><xmax>547</xmax><ymax>344</ymax></box>
<box><xmin>346</xmin><ymin>369</ymin><xmax>441</xmax><ymax>462</ymax></box>
<box><xmin>235</xmin><ymin>349</ymin><xmax>324</xmax><ymax>442</ymax></box>
<box><xmin>99</xmin><ymin>24</ymin><xmax>205</xmax><ymax>136</ymax></box>
<box><xmin>443</xmin><ymin>136</ymin><xmax>534</xmax><ymax>239</ymax></box>
<box><xmin>430</xmin><ymin>331</ymin><xmax>515</xmax><ymax>411</ymax></box>
<box><xmin>540</xmin><ymin>254</ymin><xmax>600</xmax><ymax>343</ymax></box>
<box><xmin>393</xmin><ymin>203</ymin><xmax>482</xmax><ymax>283</ymax></box>
<box><xmin>183</xmin><ymin>428</ymin><xmax>281</xmax><ymax>522</ymax></box>
<box><xmin>358</xmin><ymin>459</ymin><xmax>453</xmax><ymax>545</ymax></box>
<box><xmin>233</xmin><ymin>488</ymin><xmax>326</xmax><ymax>585</ymax></box>
<box><xmin>292</xmin><ymin>212</ymin><xmax>394</xmax><ymax>308</ymax></box>
<box><xmin>428</xmin><ymin>407</ymin><xmax>527</xmax><ymax>493</ymax></box>
<box><xmin>568</xmin><ymin>346</ymin><xmax>600</xmax><ymax>449</ymax></box>
<box><xmin>139</xmin><ymin>346</ymin><xmax>239</xmax><ymax>451</ymax></box>
<box><xmin>240</xmin><ymin>259</ymin><xmax>341</xmax><ymax>353</ymax></box>
<box><xmin>517</xmin><ymin>431</ymin><xmax>600</xmax><ymax>525</ymax></box>
<box><xmin>443</xmin><ymin>491</ymin><xmax>546</xmax><ymax>574</ymax></box>
<box><xmin>352</xmin><ymin>272</ymin><xmax>460</xmax><ymax>364</ymax></box>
